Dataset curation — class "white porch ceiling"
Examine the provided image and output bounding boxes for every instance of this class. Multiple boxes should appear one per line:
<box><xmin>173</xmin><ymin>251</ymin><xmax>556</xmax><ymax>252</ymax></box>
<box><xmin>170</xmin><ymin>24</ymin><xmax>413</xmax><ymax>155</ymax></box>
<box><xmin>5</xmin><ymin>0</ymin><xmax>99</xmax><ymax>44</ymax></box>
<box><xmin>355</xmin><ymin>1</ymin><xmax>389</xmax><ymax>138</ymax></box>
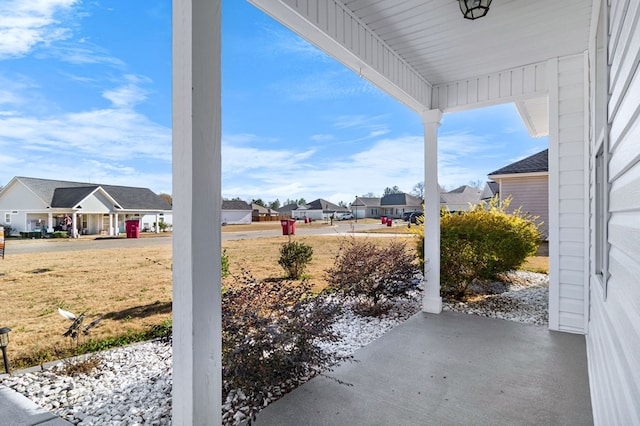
<box><xmin>341</xmin><ymin>0</ymin><xmax>593</xmax><ymax>85</ymax></box>
<box><xmin>249</xmin><ymin>0</ymin><xmax>593</xmax><ymax>136</ymax></box>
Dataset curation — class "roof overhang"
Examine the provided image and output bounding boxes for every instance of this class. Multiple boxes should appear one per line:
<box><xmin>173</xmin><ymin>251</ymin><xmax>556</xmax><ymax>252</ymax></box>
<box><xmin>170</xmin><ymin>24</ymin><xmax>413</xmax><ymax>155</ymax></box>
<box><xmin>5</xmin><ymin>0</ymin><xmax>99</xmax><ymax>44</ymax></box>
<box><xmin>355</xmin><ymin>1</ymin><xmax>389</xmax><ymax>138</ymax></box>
<box><xmin>489</xmin><ymin>171</ymin><xmax>549</xmax><ymax>180</ymax></box>
<box><xmin>249</xmin><ymin>0</ymin><xmax>592</xmax><ymax>137</ymax></box>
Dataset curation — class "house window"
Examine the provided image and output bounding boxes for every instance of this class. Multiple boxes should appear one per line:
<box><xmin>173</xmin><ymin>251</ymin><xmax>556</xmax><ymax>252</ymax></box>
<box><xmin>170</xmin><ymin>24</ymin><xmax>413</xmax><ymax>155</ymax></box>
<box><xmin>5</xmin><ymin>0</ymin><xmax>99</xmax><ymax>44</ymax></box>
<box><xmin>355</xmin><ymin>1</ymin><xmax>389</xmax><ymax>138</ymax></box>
<box><xmin>593</xmin><ymin>0</ymin><xmax>609</xmax><ymax>297</ymax></box>
<box><xmin>371</xmin><ymin>208</ymin><xmax>377</xmax><ymax>216</ymax></box>
<box><xmin>4</xmin><ymin>213</ymin><xmax>10</xmax><ymax>224</ymax></box>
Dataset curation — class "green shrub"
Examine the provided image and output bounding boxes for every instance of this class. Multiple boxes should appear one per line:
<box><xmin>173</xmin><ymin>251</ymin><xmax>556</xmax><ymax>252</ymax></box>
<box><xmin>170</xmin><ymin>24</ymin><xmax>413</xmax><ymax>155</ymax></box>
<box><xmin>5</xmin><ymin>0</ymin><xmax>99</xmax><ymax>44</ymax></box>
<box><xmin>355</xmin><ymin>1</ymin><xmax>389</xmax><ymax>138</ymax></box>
<box><xmin>1</xmin><ymin>224</ymin><xmax>13</xmax><ymax>236</ymax></box>
<box><xmin>222</xmin><ymin>275</ymin><xmax>345</xmax><ymax>423</ymax></box>
<box><xmin>50</xmin><ymin>231</ymin><xmax>68</xmax><ymax>238</ymax></box>
<box><xmin>416</xmin><ymin>198</ymin><xmax>541</xmax><ymax>299</ymax></box>
<box><xmin>326</xmin><ymin>238</ymin><xmax>419</xmax><ymax>316</ymax></box>
<box><xmin>221</xmin><ymin>249</ymin><xmax>230</xmax><ymax>277</ymax></box>
<box><xmin>278</xmin><ymin>241</ymin><xmax>313</xmax><ymax>279</ymax></box>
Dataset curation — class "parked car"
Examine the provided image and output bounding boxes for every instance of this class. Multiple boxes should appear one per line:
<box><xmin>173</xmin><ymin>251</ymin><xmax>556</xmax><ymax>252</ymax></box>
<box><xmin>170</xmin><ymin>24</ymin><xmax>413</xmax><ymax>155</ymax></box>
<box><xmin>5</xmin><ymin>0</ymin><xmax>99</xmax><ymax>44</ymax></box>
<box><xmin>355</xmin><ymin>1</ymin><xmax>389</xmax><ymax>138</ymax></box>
<box><xmin>402</xmin><ymin>211</ymin><xmax>422</xmax><ymax>222</ymax></box>
<box><xmin>402</xmin><ymin>211</ymin><xmax>423</xmax><ymax>223</ymax></box>
<box><xmin>338</xmin><ymin>212</ymin><xmax>354</xmax><ymax>220</ymax></box>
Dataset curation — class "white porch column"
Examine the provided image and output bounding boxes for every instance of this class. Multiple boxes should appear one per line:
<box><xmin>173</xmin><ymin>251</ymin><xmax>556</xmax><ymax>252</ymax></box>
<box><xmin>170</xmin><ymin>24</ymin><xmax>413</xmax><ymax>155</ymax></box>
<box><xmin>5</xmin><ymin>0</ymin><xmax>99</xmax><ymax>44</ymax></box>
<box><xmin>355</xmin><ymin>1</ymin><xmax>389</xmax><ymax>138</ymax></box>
<box><xmin>422</xmin><ymin>109</ymin><xmax>443</xmax><ymax>313</ymax></box>
<box><xmin>155</xmin><ymin>214</ymin><xmax>160</xmax><ymax>233</ymax></box>
<box><xmin>114</xmin><ymin>213</ymin><xmax>119</xmax><ymax>235</ymax></box>
<box><xmin>47</xmin><ymin>212</ymin><xmax>54</xmax><ymax>233</ymax></box>
<box><xmin>71</xmin><ymin>212</ymin><xmax>78</xmax><ymax>238</ymax></box>
<box><xmin>109</xmin><ymin>214</ymin><xmax>114</xmax><ymax>236</ymax></box>
<box><xmin>173</xmin><ymin>0</ymin><xmax>221</xmax><ymax>425</ymax></box>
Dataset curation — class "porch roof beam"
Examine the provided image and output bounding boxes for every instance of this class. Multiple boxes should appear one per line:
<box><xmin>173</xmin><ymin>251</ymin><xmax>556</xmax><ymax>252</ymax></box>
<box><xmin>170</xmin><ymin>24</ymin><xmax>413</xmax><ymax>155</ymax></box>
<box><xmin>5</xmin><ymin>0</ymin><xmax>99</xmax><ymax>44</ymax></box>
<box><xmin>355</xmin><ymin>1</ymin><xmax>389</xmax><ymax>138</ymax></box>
<box><xmin>249</xmin><ymin>0</ymin><xmax>432</xmax><ymax>113</ymax></box>
<box><xmin>431</xmin><ymin>61</ymin><xmax>549</xmax><ymax>113</ymax></box>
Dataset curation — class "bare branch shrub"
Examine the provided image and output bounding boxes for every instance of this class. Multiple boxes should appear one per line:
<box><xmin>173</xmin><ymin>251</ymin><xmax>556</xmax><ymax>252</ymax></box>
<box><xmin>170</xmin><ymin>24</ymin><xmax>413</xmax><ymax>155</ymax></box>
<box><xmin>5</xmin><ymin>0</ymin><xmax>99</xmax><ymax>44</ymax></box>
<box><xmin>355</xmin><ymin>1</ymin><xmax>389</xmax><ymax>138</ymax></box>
<box><xmin>325</xmin><ymin>238</ymin><xmax>419</xmax><ymax>316</ymax></box>
<box><xmin>222</xmin><ymin>272</ymin><xmax>347</xmax><ymax>424</ymax></box>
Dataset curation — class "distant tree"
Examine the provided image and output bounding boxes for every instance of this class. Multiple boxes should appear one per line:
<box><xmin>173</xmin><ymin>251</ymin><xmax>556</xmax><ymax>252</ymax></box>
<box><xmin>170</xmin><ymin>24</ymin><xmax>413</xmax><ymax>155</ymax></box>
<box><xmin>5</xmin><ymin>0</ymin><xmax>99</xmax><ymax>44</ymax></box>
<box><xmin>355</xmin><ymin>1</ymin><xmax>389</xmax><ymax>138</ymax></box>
<box><xmin>159</xmin><ymin>193</ymin><xmax>172</xmax><ymax>206</ymax></box>
<box><xmin>252</xmin><ymin>198</ymin><xmax>266</xmax><ymax>207</ymax></box>
<box><xmin>268</xmin><ymin>199</ymin><xmax>281</xmax><ymax>210</ymax></box>
<box><xmin>361</xmin><ymin>192</ymin><xmax>376</xmax><ymax>198</ymax></box>
<box><xmin>283</xmin><ymin>198</ymin><xmax>307</xmax><ymax>206</ymax></box>
<box><xmin>338</xmin><ymin>201</ymin><xmax>347</xmax><ymax>208</ymax></box>
<box><xmin>230</xmin><ymin>197</ymin><xmax>244</xmax><ymax>201</ymax></box>
<box><xmin>411</xmin><ymin>182</ymin><xmax>424</xmax><ymax>199</ymax></box>
<box><xmin>382</xmin><ymin>186</ymin><xmax>402</xmax><ymax>196</ymax></box>
<box><xmin>468</xmin><ymin>179</ymin><xmax>484</xmax><ymax>189</ymax></box>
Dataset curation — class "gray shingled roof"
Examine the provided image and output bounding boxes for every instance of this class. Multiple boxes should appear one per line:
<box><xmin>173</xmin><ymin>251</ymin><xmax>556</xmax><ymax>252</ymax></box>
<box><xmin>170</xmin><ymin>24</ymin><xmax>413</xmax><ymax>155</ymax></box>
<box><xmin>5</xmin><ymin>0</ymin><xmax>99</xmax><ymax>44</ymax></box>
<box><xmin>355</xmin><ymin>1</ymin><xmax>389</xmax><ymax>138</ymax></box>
<box><xmin>51</xmin><ymin>186</ymin><xmax>99</xmax><ymax>208</ymax></box>
<box><xmin>353</xmin><ymin>197</ymin><xmax>380</xmax><ymax>207</ymax></box>
<box><xmin>440</xmin><ymin>185</ymin><xmax>482</xmax><ymax>207</ymax></box>
<box><xmin>15</xmin><ymin>176</ymin><xmax>171</xmax><ymax>210</ymax></box>
<box><xmin>306</xmin><ymin>198</ymin><xmax>349</xmax><ymax>212</ymax></box>
<box><xmin>380</xmin><ymin>193</ymin><xmax>423</xmax><ymax>206</ymax></box>
<box><xmin>481</xmin><ymin>181</ymin><xmax>500</xmax><ymax>200</ymax></box>
<box><xmin>222</xmin><ymin>200</ymin><xmax>251</xmax><ymax>210</ymax></box>
<box><xmin>488</xmin><ymin>149</ymin><xmax>549</xmax><ymax>176</ymax></box>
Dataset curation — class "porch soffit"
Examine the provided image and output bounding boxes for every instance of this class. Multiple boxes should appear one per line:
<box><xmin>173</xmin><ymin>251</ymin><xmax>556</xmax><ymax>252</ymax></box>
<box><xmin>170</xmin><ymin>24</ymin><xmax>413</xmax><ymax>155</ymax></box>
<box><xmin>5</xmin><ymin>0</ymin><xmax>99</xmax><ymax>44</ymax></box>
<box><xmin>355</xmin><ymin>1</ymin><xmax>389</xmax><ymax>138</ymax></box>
<box><xmin>341</xmin><ymin>0</ymin><xmax>592</xmax><ymax>86</ymax></box>
<box><xmin>249</xmin><ymin>0</ymin><xmax>591</xmax><ymax>135</ymax></box>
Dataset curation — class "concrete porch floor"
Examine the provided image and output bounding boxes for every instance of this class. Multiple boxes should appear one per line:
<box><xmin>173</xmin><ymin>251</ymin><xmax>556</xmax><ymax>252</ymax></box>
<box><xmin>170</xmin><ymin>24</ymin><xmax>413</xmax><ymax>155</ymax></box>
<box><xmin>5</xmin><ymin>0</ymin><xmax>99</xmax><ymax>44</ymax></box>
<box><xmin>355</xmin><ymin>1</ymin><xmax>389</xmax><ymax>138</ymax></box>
<box><xmin>255</xmin><ymin>311</ymin><xmax>593</xmax><ymax>425</ymax></box>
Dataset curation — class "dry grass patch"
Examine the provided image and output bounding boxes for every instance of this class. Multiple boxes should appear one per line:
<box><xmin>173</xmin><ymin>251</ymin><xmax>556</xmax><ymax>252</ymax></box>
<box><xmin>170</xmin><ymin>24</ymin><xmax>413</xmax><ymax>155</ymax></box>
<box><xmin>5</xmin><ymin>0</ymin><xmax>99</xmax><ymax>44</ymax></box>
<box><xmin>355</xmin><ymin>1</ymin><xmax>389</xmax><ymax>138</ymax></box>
<box><xmin>522</xmin><ymin>256</ymin><xmax>549</xmax><ymax>274</ymax></box>
<box><xmin>1</xmin><ymin>234</ymin><xmax>408</xmax><ymax>368</ymax></box>
<box><xmin>0</xmin><ymin>246</ymin><xmax>173</xmax><ymax>367</ymax></box>
<box><xmin>222</xmin><ymin>235</ymin><xmax>411</xmax><ymax>292</ymax></box>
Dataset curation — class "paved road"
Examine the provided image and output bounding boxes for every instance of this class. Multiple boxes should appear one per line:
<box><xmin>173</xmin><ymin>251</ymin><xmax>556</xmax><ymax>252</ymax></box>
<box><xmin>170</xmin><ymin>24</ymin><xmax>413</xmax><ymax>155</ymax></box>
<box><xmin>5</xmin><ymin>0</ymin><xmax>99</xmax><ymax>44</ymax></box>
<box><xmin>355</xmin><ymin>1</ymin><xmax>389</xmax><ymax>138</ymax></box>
<box><xmin>2</xmin><ymin>222</ymin><xmax>398</xmax><ymax>255</ymax></box>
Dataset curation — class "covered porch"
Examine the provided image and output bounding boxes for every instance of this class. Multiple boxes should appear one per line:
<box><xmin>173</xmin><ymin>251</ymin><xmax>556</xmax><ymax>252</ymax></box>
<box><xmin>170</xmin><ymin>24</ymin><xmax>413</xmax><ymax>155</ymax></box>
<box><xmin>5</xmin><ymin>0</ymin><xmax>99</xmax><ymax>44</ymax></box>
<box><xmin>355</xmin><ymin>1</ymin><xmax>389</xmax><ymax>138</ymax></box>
<box><xmin>256</xmin><ymin>311</ymin><xmax>592</xmax><ymax>425</ymax></box>
<box><xmin>171</xmin><ymin>0</ymin><xmax>599</xmax><ymax>423</ymax></box>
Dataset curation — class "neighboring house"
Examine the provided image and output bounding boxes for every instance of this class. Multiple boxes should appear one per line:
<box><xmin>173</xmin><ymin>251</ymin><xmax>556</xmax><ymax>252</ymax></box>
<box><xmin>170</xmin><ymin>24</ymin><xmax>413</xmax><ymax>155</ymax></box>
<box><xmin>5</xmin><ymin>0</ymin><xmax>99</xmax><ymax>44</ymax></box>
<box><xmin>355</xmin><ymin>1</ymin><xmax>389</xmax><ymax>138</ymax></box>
<box><xmin>351</xmin><ymin>197</ymin><xmax>381</xmax><ymax>219</ymax></box>
<box><xmin>221</xmin><ymin>200</ymin><xmax>252</xmax><ymax>225</ymax></box>
<box><xmin>141</xmin><ymin>213</ymin><xmax>173</xmax><ymax>232</ymax></box>
<box><xmin>277</xmin><ymin>203</ymin><xmax>302</xmax><ymax>218</ymax></box>
<box><xmin>488</xmin><ymin>149</ymin><xmax>549</xmax><ymax>237</ymax></box>
<box><xmin>0</xmin><ymin>176</ymin><xmax>171</xmax><ymax>236</ymax></box>
<box><xmin>481</xmin><ymin>181</ymin><xmax>499</xmax><ymax>201</ymax></box>
<box><xmin>291</xmin><ymin>198</ymin><xmax>349</xmax><ymax>220</ymax></box>
<box><xmin>379</xmin><ymin>193</ymin><xmax>423</xmax><ymax>219</ymax></box>
<box><xmin>440</xmin><ymin>185</ymin><xmax>483</xmax><ymax>213</ymax></box>
<box><xmin>251</xmin><ymin>203</ymin><xmax>278</xmax><ymax>220</ymax></box>
<box><xmin>174</xmin><ymin>2</ymin><xmax>640</xmax><ymax>423</ymax></box>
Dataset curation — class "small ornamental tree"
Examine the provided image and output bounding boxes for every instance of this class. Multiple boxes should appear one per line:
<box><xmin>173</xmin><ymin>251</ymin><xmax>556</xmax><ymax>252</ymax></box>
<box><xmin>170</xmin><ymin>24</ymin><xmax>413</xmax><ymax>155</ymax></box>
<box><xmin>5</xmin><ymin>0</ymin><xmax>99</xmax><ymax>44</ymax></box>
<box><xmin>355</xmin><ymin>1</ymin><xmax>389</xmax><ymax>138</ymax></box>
<box><xmin>325</xmin><ymin>238</ymin><xmax>419</xmax><ymax>315</ymax></box>
<box><xmin>278</xmin><ymin>241</ymin><xmax>313</xmax><ymax>279</ymax></box>
<box><xmin>415</xmin><ymin>197</ymin><xmax>541</xmax><ymax>299</ymax></box>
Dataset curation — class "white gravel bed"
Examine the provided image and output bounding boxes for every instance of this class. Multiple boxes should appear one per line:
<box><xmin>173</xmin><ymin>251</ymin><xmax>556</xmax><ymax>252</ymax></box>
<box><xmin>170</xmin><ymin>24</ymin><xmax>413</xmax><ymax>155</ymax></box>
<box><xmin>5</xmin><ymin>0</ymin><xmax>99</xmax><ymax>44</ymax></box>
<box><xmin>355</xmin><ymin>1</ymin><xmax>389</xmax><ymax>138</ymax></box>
<box><xmin>1</xmin><ymin>271</ymin><xmax>548</xmax><ymax>425</ymax></box>
<box><xmin>443</xmin><ymin>271</ymin><xmax>549</xmax><ymax>325</ymax></box>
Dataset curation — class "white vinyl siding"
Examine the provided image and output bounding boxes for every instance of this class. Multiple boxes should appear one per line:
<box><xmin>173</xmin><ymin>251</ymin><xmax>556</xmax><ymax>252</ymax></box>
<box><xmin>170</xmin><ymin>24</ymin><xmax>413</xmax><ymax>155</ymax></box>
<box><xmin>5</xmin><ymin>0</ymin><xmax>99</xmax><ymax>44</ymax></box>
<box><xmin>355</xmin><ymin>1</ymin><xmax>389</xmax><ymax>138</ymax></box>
<box><xmin>548</xmin><ymin>53</ymin><xmax>589</xmax><ymax>334</ymax></box>
<box><xmin>587</xmin><ymin>0</ymin><xmax>640</xmax><ymax>424</ymax></box>
<box><xmin>498</xmin><ymin>175</ymin><xmax>549</xmax><ymax>238</ymax></box>
<box><xmin>0</xmin><ymin>181</ymin><xmax>48</xmax><ymax>211</ymax></box>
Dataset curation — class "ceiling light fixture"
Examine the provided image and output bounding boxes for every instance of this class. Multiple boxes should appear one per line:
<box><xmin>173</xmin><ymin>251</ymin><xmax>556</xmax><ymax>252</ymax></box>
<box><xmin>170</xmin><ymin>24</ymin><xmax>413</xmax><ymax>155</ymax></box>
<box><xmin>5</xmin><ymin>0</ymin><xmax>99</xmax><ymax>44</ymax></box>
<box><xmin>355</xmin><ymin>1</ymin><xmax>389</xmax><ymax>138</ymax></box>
<box><xmin>458</xmin><ymin>0</ymin><xmax>492</xmax><ymax>20</ymax></box>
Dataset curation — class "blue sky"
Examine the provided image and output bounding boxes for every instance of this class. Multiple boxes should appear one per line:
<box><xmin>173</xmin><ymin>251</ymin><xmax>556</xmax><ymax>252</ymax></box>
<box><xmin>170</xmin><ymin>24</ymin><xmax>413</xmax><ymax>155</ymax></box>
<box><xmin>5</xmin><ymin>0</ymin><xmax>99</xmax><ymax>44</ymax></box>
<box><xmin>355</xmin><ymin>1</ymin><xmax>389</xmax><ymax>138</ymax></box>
<box><xmin>0</xmin><ymin>1</ymin><xmax>547</xmax><ymax>205</ymax></box>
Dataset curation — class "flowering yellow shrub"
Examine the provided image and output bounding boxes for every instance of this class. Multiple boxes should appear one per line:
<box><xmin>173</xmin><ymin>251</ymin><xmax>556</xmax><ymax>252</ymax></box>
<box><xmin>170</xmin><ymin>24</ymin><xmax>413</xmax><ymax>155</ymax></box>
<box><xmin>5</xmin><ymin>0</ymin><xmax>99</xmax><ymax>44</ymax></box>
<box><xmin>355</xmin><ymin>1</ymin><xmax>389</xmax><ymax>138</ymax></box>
<box><xmin>415</xmin><ymin>197</ymin><xmax>541</xmax><ymax>299</ymax></box>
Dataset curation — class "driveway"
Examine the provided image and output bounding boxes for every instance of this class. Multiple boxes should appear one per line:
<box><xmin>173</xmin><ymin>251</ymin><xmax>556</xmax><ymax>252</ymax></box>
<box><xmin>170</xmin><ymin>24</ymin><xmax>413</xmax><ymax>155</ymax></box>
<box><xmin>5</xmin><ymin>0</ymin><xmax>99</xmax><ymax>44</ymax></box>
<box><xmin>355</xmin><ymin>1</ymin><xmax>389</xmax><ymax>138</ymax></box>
<box><xmin>2</xmin><ymin>222</ymin><xmax>393</xmax><ymax>255</ymax></box>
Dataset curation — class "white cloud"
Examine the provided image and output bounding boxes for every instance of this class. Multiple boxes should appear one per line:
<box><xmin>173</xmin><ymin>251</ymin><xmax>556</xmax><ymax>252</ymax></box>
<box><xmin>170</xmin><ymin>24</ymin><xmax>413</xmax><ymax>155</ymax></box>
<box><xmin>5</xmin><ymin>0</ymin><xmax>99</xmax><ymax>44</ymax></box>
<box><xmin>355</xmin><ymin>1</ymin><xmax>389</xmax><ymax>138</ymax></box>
<box><xmin>0</xmin><ymin>0</ymin><xmax>78</xmax><ymax>59</ymax></box>
<box><xmin>51</xmin><ymin>43</ymin><xmax>126</xmax><ymax>67</ymax></box>
<box><xmin>0</xmin><ymin>106</ymin><xmax>171</xmax><ymax>163</ymax></box>
<box><xmin>273</xmin><ymin>70</ymin><xmax>381</xmax><ymax>102</ymax></box>
<box><xmin>220</xmin><ymin>129</ymin><xmax>516</xmax><ymax>203</ymax></box>
<box><xmin>103</xmin><ymin>75</ymin><xmax>151</xmax><ymax>108</ymax></box>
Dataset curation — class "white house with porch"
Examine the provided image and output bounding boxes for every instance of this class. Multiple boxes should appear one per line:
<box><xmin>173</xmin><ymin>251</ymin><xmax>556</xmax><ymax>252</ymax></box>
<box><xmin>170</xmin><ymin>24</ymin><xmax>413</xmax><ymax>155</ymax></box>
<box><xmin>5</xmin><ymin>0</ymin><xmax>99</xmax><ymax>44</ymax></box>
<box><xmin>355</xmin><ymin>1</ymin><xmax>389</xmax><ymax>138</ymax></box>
<box><xmin>173</xmin><ymin>0</ymin><xmax>639</xmax><ymax>423</ymax></box>
<box><xmin>0</xmin><ymin>176</ymin><xmax>172</xmax><ymax>236</ymax></box>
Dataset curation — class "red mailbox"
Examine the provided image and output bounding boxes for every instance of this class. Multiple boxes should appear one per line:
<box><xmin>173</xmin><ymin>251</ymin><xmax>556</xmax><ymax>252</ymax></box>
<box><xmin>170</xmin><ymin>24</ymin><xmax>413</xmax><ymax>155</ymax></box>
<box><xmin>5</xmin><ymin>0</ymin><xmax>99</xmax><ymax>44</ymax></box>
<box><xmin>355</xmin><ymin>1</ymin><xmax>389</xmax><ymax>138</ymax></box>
<box><xmin>381</xmin><ymin>216</ymin><xmax>387</xmax><ymax>225</ymax></box>
<box><xmin>125</xmin><ymin>220</ymin><xmax>140</xmax><ymax>238</ymax></box>
<box><xmin>280</xmin><ymin>219</ymin><xmax>296</xmax><ymax>235</ymax></box>
<box><xmin>386</xmin><ymin>217</ymin><xmax>393</xmax><ymax>227</ymax></box>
